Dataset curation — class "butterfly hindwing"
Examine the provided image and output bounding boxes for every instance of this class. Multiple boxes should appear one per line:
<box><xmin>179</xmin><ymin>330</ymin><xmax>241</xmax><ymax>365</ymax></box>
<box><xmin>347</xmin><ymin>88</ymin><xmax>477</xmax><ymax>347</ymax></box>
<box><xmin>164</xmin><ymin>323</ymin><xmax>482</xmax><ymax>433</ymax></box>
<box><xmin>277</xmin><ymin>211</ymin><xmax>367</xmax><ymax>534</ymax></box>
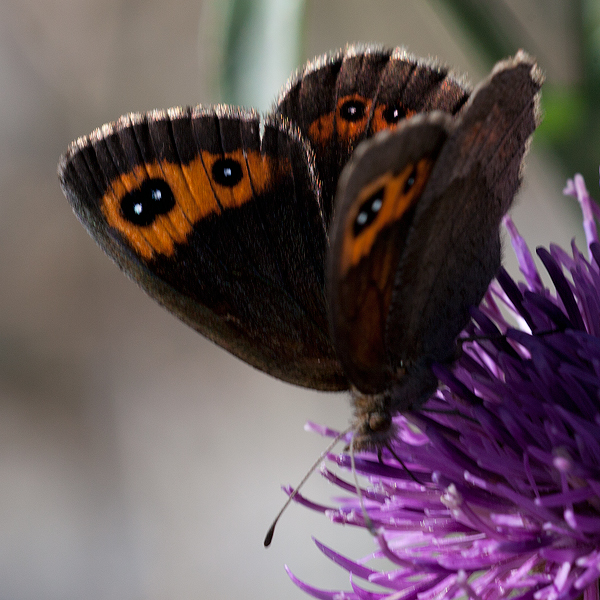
<box><xmin>276</xmin><ymin>45</ymin><xmax>470</xmax><ymax>223</ymax></box>
<box><xmin>59</xmin><ymin>108</ymin><xmax>347</xmax><ymax>390</ymax></box>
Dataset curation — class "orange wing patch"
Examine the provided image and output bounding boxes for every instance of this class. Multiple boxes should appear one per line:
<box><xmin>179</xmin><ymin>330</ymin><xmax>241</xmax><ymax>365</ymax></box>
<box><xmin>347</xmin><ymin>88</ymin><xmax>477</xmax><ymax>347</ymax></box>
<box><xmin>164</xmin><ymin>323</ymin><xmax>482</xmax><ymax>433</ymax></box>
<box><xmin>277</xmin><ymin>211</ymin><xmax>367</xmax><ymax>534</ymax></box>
<box><xmin>101</xmin><ymin>151</ymin><xmax>290</xmax><ymax>261</ymax></box>
<box><xmin>340</xmin><ymin>158</ymin><xmax>434</xmax><ymax>275</ymax></box>
<box><xmin>307</xmin><ymin>97</ymin><xmax>418</xmax><ymax>147</ymax></box>
<box><xmin>371</xmin><ymin>103</ymin><xmax>416</xmax><ymax>134</ymax></box>
<box><xmin>307</xmin><ymin>94</ymin><xmax>373</xmax><ymax>148</ymax></box>
<box><xmin>308</xmin><ymin>113</ymin><xmax>334</xmax><ymax>147</ymax></box>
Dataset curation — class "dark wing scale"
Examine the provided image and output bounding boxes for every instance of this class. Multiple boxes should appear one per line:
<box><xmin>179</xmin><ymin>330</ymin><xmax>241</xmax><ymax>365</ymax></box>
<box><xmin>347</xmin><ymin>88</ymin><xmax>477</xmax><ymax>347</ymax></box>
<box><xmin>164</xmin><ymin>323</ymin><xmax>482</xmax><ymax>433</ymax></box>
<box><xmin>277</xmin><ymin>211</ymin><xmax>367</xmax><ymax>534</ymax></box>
<box><xmin>276</xmin><ymin>45</ymin><xmax>471</xmax><ymax>224</ymax></box>
<box><xmin>391</xmin><ymin>59</ymin><xmax>460</xmax><ymax>113</ymax></box>
<box><xmin>258</xmin><ymin>116</ymin><xmax>331</xmax><ymax>332</ymax></box>
<box><xmin>275</xmin><ymin>48</ymin><xmax>344</xmax><ymax>138</ymax></box>
<box><xmin>386</xmin><ymin>53</ymin><xmax>543</xmax><ymax>377</ymax></box>
<box><xmin>59</xmin><ymin>109</ymin><xmax>347</xmax><ymax>391</ymax></box>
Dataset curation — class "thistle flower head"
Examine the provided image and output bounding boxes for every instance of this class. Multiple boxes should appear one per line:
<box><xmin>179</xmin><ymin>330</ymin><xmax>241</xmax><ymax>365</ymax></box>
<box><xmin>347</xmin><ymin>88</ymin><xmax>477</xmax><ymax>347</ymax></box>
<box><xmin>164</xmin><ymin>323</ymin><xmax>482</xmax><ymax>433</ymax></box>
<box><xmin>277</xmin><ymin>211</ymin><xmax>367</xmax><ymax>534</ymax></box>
<box><xmin>288</xmin><ymin>174</ymin><xmax>600</xmax><ymax>600</ymax></box>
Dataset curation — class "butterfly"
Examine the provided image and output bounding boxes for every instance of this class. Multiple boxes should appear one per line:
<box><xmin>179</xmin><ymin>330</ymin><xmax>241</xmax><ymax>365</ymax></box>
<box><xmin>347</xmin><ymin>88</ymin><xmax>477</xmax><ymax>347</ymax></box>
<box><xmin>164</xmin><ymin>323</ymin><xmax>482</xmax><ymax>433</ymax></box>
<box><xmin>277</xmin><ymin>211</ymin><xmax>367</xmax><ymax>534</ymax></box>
<box><xmin>58</xmin><ymin>45</ymin><xmax>542</xmax><ymax>450</ymax></box>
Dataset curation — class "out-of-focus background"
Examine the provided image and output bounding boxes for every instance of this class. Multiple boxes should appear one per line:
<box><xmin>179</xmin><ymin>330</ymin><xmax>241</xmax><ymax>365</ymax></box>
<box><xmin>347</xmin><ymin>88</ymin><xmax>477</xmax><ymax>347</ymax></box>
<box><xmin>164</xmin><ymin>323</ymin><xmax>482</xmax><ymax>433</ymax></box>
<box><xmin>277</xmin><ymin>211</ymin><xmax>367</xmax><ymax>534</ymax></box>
<box><xmin>0</xmin><ymin>1</ymin><xmax>598</xmax><ymax>599</ymax></box>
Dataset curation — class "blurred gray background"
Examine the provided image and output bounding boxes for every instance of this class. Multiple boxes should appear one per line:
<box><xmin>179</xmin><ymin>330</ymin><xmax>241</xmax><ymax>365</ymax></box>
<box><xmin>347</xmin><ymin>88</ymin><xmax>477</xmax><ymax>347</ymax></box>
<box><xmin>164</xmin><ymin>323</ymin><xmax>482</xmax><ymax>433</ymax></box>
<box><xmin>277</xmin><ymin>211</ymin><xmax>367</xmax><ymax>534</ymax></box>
<box><xmin>0</xmin><ymin>1</ymin><xmax>595</xmax><ymax>599</ymax></box>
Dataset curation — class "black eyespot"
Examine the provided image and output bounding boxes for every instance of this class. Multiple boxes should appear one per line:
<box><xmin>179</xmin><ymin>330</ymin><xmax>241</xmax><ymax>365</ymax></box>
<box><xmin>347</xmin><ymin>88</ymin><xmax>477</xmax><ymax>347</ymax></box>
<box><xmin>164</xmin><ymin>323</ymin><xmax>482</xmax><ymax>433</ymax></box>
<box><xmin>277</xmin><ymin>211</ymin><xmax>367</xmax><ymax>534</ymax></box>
<box><xmin>212</xmin><ymin>158</ymin><xmax>243</xmax><ymax>187</ymax></box>
<box><xmin>382</xmin><ymin>102</ymin><xmax>406</xmax><ymax>124</ymax></box>
<box><xmin>354</xmin><ymin>187</ymin><xmax>384</xmax><ymax>236</ymax></box>
<box><xmin>403</xmin><ymin>167</ymin><xmax>417</xmax><ymax>195</ymax></box>
<box><xmin>340</xmin><ymin>99</ymin><xmax>366</xmax><ymax>122</ymax></box>
<box><xmin>121</xmin><ymin>178</ymin><xmax>175</xmax><ymax>226</ymax></box>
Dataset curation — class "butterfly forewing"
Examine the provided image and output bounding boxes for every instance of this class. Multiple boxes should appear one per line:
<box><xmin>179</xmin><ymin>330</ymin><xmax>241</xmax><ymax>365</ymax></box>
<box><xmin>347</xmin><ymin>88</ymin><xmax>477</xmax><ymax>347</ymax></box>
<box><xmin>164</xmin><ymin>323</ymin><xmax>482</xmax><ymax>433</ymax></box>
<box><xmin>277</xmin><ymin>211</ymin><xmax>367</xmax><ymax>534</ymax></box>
<box><xmin>59</xmin><ymin>109</ymin><xmax>347</xmax><ymax>390</ymax></box>
<box><xmin>327</xmin><ymin>115</ymin><xmax>452</xmax><ymax>394</ymax></box>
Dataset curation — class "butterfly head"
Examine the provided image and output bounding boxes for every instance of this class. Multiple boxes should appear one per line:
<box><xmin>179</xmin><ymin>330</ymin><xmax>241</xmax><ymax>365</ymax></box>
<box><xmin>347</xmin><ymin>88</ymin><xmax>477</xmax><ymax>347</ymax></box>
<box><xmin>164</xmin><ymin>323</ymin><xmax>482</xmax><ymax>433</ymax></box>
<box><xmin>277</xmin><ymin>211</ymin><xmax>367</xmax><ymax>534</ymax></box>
<box><xmin>350</xmin><ymin>389</ymin><xmax>395</xmax><ymax>450</ymax></box>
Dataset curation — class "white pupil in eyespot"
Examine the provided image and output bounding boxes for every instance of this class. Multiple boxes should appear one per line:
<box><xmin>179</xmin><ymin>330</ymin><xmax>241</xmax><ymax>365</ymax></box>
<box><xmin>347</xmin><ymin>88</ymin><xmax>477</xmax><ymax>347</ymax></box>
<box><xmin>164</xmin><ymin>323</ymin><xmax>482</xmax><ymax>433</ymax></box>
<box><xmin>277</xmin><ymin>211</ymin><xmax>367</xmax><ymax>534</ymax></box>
<box><xmin>371</xmin><ymin>198</ymin><xmax>382</xmax><ymax>212</ymax></box>
<box><xmin>224</xmin><ymin>167</ymin><xmax>232</xmax><ymax>177</ymax></box>
<box><xmin>151</xmin><ymin>189</ymin><xmax>162</xmax><ymax>201</ymax></box>
<box><xmin>134</xmin><ymin>203</ymin><xmax>143</xmax><ymax>215</ymax></box>
<box><xmin>357</xmin><ymin>211</ymin><xmax>368</xmax><ymax>225</ymax></box>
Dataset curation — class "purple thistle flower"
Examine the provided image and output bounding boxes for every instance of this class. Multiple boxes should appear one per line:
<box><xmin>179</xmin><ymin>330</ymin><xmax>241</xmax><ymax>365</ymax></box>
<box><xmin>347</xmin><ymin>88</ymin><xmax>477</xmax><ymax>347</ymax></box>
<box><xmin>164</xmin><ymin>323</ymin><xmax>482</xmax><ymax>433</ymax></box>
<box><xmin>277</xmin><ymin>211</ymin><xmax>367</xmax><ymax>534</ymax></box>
<box><xmin>287</xmin><ymin>174</ymin><xmax>600</xmax><ymax>600</ymax></box>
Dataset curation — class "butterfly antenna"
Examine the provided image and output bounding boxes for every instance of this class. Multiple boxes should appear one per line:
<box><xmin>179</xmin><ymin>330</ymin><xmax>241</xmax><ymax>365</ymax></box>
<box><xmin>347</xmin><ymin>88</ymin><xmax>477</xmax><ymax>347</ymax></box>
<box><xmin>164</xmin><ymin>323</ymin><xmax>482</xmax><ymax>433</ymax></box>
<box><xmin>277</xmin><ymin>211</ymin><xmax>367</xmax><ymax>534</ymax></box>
<box><xmin>264</xmin><ymin>425</ymin><xmax>352</xmax><ymax>547</ymax></box>
<box><xmin>384</xmin><ymin>442</ymin><xmax>422</xmax><ymax>484</ymax></box>
<box><xmin>350</xmin><ymin>432</ymin><xmax>376</xmax><ymax>535</ymax></box>
<box><xmin>459</xmin><ymin>326</ymin><xmax>561</xmax><ymax>347</ymax></box>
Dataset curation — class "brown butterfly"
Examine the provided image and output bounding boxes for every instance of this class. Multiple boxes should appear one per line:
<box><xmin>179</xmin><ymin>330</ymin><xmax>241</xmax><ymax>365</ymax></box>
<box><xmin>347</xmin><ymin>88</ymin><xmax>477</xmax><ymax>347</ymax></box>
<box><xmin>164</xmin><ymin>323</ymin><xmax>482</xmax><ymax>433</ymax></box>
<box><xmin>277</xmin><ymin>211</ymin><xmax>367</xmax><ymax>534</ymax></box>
<box><xmin>58</xmin><ymin>46</ymin><xmax>542</xmax><ymax>450</ymax></box>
